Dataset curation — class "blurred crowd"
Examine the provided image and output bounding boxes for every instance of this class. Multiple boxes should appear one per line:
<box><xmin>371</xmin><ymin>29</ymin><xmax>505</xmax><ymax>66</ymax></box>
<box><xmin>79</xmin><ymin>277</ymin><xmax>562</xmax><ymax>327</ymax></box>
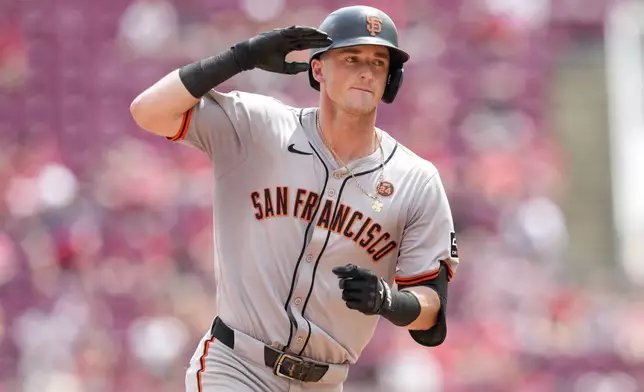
<box><xmin>2</xmin><ymin>0</ymin><xmax>644</xmax><ymax>391</ymax></box>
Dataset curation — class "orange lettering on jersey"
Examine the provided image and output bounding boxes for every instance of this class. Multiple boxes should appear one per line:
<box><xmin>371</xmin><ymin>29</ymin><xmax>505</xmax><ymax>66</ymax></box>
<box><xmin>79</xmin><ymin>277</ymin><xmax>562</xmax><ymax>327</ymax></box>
<box><xmin>330</xmin><ymin>204</ymin><xmax>352</xmax><ymax>234</ymax></box>
<box><xmin>367</xmin><ymin>233</ymin><xmax>389</xmax><ymax>255</ymax></box>
<box><xmin>250</xmin><ymin>191</ymin><xmax>264</xmax><ymax>220</ymax></box>
<box><xmin>359</xmin><ymin>223</ymin><xmax>381</xmax><ymax>249</ymax></box>
<box><xmin>276</xmin><ymin>186</ymin><xmax>289</xmax><ymax>216</ymax></box>
<box><xmin>249</xmin><ymin>185</ymin><xmax>399</xmax><ymax>262</ymax></box>
<box><xmin>316</xmin><ymin>199</ymin><xmax>333</xmax><ymax>229</ymax></box>
<box><xmin>293</xmin><ymin>188</ymin><xmax>308</xmax><ymax>218</ymax></box>
<box><xmin>352</xmin><ymin>217</ymin><xmax>372</xmax><ymax>244</ymax></box>
<box><xmin>263</xmin><ymin>188</ymin><xmax>275</xmax><ymax>218</ymax></box>
<box><xmin>343</xmin><ymin>211</ymin><xmax>363</xmax><ymax>239</ymax></box>
<box><xmin>373</xmin><ymin>241</ymin><xmax>397</xmax><ymax>261</ymax></box>
<box><xmin>301</xmin><ymin>192</ymin><xmax>320</xmax><ymax>222</ymax></box>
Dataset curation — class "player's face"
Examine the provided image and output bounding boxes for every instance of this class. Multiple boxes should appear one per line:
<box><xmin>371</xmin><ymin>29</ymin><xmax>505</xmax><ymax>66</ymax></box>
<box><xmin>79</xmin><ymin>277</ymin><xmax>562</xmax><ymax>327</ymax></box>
<box><xmin>315</xmin><ymin>45</ymin><xmax>390</xmax><ymax>115</ymax></box>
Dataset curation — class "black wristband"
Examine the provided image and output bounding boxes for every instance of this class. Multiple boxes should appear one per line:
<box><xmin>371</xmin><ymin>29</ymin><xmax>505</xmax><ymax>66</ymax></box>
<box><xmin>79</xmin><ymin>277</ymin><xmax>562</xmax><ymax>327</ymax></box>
<box><xmin>379</xmin><ymin>289</ymin><xmax>421</xmax><ymax>327</ymax></box>
<box><xmin>231</xmin><ymin>40</ymin><xmax>255</xmax><ymax>71</ymax></box>
<box><xmin>178</xmin><ymin>49</ymin><xmax>243</xmax><ymax>99</ymax></box>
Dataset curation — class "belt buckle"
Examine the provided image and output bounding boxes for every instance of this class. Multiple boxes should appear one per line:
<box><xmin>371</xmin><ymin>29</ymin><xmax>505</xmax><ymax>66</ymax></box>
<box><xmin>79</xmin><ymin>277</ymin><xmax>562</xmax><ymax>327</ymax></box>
<box><xmin>274</xmin><ymin>353</ymin><xmax>306</xmax><ymax>381</ymax></box>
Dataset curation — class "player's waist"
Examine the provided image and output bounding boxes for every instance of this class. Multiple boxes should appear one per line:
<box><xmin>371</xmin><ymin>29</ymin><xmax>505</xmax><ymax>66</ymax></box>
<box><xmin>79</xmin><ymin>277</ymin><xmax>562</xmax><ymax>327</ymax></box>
<box><xmin>209</xmin><ymin>316</ymin><xmax>349</xmax><ymax>384</ymax></box>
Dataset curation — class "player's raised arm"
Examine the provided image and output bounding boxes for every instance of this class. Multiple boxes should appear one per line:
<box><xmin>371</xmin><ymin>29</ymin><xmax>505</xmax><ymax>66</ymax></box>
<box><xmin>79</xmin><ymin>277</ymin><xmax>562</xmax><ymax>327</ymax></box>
<box><xmin>129</xmin><ymin>26</ymin><xmax>332</xmax><ymax>138</ymax></box>
<box><xmin>129</xmin><ymin>69</ymin><xmax>199</xmax><ymax>138</ymax></box>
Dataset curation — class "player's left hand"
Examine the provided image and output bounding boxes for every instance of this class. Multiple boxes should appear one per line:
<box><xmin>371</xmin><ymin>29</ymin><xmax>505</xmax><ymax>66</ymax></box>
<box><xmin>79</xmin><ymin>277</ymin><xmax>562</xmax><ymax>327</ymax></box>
<box><xmin>233</xmin><ymin>26</ymin><xmax>333</xmax><ymax>75</ymax></box>
<box><xmin>332</xmin><ymin>264</ymin><xmax>392</xmax><ymax>316</ymax></box>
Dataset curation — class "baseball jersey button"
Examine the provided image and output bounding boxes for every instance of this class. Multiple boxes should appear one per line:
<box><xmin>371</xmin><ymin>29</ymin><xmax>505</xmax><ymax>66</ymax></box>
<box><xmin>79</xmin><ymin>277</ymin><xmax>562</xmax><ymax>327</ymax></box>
<box><xmin>296</xmin><ymin>336</ymin><xmax>304</xmax><ymax>344</ymax></box>
<box><xmin>328</xmin><ymin>188</ymin><xmax>336</xmax><ymax>197</ymax></box>
<box><xmin>333</xmin><ymin>172</ymin><xmax>344</xmax><ymax>179</ymax></box>
<box><xmin>305</xmin><ymin>254</ymin><xmax>313</xmax><ymax>262</ymax></box>
<box><xmin>294</xmin><ymin>297</ymin><xmax>302</xmax><ymax>305</ymax></box>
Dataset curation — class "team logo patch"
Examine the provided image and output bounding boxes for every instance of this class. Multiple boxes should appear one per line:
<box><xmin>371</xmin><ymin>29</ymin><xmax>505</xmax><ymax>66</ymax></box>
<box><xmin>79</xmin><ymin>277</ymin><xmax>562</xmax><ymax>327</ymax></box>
<box><xmin>366</xmin><ymin>16</ymin><xmax>383</xmax><ymax>37</ymax></box>
<box><xmin>376</xmin><ymin>181</ymin><xmax>394</xmax><ymax>197</ymax></box>
<box><xmin>450</xmin><ymin>232</ymin><xmax>459</xmax><ymax>258</ymax></box>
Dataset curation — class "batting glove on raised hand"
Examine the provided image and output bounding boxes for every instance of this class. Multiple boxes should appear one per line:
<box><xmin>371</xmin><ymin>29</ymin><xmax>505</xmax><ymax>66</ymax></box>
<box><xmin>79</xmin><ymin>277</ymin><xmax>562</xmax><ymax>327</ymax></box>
<box><xmin>332</xmin><ymin>264</ymin><xmax>392</xmax><ymax>315</ymax></box>
<box><xmin>233</xmin><ymin>26</ymin><xmax>333</xmax><ymax>75</ymax></box>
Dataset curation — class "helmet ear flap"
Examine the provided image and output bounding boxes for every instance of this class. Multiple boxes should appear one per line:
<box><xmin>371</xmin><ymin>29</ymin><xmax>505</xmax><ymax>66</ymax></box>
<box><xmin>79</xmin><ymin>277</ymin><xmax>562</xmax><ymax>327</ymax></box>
<box><xmin>382</xmin><ymin>66</ymin><xmax>403</xmax><ymax>104</ymax></box>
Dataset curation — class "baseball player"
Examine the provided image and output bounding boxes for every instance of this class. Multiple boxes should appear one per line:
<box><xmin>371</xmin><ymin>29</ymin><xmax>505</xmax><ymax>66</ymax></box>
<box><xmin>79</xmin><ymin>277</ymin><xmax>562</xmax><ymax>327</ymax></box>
<box><xmin>130</xmin><ymin>5</ymin><xmax>459</xmax><ymax>392</ymax></box>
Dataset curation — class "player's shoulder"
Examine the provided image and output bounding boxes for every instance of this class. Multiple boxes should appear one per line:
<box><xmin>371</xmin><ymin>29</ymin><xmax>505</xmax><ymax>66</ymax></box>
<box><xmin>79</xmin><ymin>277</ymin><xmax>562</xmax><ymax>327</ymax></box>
<box><xmin>206</xmin><ymin>89</ymin><xmax>305</xmax><ymax>114</ymax></box>
<box><xmin>385</xmin><ymin>133</ymin><xmax>439</xmax><ymax>181</ymax></box>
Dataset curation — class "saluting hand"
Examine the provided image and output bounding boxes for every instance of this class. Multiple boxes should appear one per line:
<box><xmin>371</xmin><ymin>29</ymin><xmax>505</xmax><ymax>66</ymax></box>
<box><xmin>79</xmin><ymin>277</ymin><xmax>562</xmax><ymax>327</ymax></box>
<box><xmin>233</xmin><ymin>26</ymin><xmax>333</xmax><ymax>75</ymax></box>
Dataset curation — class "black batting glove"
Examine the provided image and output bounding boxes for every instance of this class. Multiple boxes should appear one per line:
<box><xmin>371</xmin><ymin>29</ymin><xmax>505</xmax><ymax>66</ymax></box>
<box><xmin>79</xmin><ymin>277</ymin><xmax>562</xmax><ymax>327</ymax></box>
<box><xmin>333</xmin><ymin>263</ymin><xmax>422</xmax><ymax>326</ymax></box>
<box><xmin>233</xmin><ymin>26</ymin><xmax>333</xmax><ymax>75</ymax></box>
<box><xmin>332</xmin><ymin>264</ymin><xmax>392</xmax><ymax>315</ymax></box>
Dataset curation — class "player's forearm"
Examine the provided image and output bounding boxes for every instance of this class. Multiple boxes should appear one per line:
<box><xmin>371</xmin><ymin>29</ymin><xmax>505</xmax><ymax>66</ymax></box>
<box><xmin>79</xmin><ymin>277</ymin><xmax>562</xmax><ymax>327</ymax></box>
<box><xmin>403</xmin><ymin>285</ymin><xmax>441</xmax><ymax>331</ymax></box>
<box><xmin>130</xmin><ymin>69</ymin><xmax>200</xmax><ymax>137</ymax></box>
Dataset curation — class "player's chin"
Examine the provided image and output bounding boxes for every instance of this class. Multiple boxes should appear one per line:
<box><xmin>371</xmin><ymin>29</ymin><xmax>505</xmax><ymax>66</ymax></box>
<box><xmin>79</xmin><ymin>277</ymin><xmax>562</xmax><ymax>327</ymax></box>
<box><xmin>342</xmin><ymin>97</ymin><xmax>378</xmax><ymax>115</ymax></box>
<box><xmin>343</xmin><ymin>104</ymin><xmax>376</xmax><ymax>116</ymax></box>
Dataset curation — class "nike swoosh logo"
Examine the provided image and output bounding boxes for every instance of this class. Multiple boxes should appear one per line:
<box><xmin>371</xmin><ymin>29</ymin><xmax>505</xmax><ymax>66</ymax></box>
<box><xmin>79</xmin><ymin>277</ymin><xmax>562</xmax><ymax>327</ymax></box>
<box><xmin>288</xmin><ymin>144</ymin><xmax>313</xmax><ymax>156</ymax></box>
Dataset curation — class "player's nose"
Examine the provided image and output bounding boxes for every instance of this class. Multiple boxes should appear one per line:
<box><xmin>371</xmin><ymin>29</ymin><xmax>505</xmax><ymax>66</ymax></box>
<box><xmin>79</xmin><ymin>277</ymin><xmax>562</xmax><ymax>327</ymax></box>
<box><xmin>358</xmin><ymin>70</ymin><xmax>374</xmax><ymax>82</ymax></box>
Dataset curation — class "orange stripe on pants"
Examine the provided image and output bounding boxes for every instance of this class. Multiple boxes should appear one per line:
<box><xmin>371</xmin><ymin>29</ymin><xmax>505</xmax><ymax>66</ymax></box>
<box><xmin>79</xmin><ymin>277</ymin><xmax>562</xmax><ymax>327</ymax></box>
<box><xmin>197</xmin><ymin>336</ymin><xmax>216</xmax><ymax>392</ymax></box>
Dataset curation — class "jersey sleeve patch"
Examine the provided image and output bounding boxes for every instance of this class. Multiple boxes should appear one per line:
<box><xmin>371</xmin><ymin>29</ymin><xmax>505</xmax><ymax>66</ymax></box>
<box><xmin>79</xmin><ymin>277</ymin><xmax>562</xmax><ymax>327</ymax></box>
<box><xmin>450</xmin><ymin>231</ymin><xmax>459</xmax><ymax>259</ymax></box>
<box><xmin>166</xmin><ymin>107</ymin><xmax>194</xmax><ymax>142</ymax></box>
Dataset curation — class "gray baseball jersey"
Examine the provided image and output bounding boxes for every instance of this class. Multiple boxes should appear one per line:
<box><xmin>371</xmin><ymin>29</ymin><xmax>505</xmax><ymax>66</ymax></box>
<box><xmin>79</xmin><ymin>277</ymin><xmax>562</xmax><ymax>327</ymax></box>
<box><xmin>167</xmin><ymin>90</ymin><xmax>459</xmax><ymax>366</ymax></box>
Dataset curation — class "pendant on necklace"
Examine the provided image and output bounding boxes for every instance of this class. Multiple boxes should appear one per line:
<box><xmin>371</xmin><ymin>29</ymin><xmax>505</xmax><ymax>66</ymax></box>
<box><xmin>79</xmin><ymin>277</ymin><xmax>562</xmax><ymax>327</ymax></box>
<box><xmin>372</xmin><ymin>200</ymin><xmax>383</xmax><ymax>212</ymax></box>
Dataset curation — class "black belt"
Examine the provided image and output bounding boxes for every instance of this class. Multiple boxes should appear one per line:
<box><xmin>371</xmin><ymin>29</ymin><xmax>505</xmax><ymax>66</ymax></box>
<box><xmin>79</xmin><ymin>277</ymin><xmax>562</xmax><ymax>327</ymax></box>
<box><xmin>210</xmin><ymin>317</ymin><xmax>329</xmax><ymax>383</ymax></box>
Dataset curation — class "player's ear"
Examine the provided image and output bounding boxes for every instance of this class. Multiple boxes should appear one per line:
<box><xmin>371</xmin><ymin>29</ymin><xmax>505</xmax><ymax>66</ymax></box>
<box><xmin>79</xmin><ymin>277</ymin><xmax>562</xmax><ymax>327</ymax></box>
<box><xmin>311</xmin><ymin>58</ymin><xmax>324</xmax><ymax>85</ymax></box>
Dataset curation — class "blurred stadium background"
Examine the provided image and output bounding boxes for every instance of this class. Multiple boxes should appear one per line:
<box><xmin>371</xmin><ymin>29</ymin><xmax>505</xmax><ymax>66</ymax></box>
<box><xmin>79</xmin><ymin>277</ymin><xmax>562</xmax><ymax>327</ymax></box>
<box><xmin>2</xmin><ymin>0</ymin><xmax>644</xmax><ymax>391</ymax></box>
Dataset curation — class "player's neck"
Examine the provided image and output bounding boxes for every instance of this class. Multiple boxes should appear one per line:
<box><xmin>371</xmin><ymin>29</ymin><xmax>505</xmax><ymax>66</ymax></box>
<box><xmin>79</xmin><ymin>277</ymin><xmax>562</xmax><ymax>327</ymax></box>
<box><xmin>317</xmin><ymin>104</ymin><xmax>378</xmax><ymax>164</ymax></box>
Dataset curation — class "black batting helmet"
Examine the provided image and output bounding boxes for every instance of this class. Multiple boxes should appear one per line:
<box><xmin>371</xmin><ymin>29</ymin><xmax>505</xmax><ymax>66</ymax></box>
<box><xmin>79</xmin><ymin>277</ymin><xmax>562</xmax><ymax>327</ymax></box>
<box><xmin>308</xmin><ymin>5</ymin><xmax>410</xmax><ymax>104</ymax></box>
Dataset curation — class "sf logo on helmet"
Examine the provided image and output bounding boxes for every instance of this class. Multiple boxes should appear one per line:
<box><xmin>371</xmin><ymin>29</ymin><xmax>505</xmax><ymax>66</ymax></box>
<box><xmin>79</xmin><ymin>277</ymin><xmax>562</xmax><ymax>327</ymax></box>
<box><xmin>366</xmin><ymin>16</ymin><xmax>383</xmax><ymax>36</ymax></box>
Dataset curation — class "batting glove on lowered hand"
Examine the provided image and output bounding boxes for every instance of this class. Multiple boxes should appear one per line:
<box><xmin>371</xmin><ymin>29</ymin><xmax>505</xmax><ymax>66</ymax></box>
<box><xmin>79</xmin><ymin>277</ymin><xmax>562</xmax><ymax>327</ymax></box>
<box><xmin>332</xmin><ymin>264</ymin><xmax>392</xmax><ymax>315</ymax></box>
<box><xmin>332</xmin><ymin>264</ymin><xmax>422</xmax><ymax>326</ymax></box>
<box><xmin>233</xmin><ymin>26</ymin><xmax>333</xmax><ymax>75</ymax></box>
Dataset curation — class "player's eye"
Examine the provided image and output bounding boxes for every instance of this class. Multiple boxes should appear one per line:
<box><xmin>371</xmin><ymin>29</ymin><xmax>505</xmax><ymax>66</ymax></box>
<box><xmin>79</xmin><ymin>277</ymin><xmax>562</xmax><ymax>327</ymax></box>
<box><xmin>373</xmin><ymin>59</ymin><xmax>386</xmax><ymax>66</ymax></box>
<box><xmin>346</xmin><ymin>56</ymin><xmax>358</xmax><ymax>63</ymax></box>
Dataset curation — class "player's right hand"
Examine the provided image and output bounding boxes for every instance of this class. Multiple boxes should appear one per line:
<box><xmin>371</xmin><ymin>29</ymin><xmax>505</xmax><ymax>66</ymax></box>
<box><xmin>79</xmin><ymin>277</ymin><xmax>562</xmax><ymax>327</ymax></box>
<box><xmin>332</xmin><ymin>264</ymin><xmax>390</xmax><ymax>316</ymax></box>
<box><xmin>233</xmin><ymin>26</ymin><xmax>333</xmax><ymax>75</ymax></box>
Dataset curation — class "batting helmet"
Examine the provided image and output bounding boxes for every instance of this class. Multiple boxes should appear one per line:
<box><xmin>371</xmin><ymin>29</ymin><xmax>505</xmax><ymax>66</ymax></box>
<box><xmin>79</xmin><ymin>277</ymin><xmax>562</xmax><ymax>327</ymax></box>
<box><xmin>308</xmin><ymin>6</ymin><xmax>410</xmax><ymax>104</ymax></box>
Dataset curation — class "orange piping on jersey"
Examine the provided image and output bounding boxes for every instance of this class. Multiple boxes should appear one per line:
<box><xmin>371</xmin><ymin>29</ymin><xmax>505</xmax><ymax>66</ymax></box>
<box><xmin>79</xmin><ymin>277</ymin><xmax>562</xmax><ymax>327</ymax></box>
<box><xmin>395</xmin><ymin>266</ymin><xmax>440</xmax><ymax>285</ymax></box>
<box><xmin>197</xmin><ymin>336</ymin><xmax>216</xmax><ymax>392</ymax></box>
<box><xmin>166</xmin><ymin>108</ymin><xmax>193</xmax><ymax>141</ymax></box>
<box><xmin>395</xmin><ymin>260</ymin><xmax>456</xmax><ymax>286</ymax></box>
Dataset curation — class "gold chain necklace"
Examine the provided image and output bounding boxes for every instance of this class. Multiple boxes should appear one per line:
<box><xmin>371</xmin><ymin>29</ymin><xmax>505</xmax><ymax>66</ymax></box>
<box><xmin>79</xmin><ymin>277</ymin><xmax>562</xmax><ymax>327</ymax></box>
<box><xmin>316</xmin><ymin>110</ymin><xmax>386</xmax><ymax>212</ymax></box>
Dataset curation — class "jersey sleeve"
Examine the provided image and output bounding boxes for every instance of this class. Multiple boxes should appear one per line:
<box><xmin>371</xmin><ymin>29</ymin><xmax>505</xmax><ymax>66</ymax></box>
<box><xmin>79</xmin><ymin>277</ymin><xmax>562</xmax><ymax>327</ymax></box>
<box><xmin>395</xmin><ymin>170</ymin><xmax>458</xmax><ymax>347</ymax></box>
<box><xmin>165</xmin><ymin>90</ymin><xmax>281</xmax><ymax>176</ymax></box>
<box><xmin>395</xmin><ymin>171</ymin><xmax>459</xmax><ymax>285</ymax></box>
